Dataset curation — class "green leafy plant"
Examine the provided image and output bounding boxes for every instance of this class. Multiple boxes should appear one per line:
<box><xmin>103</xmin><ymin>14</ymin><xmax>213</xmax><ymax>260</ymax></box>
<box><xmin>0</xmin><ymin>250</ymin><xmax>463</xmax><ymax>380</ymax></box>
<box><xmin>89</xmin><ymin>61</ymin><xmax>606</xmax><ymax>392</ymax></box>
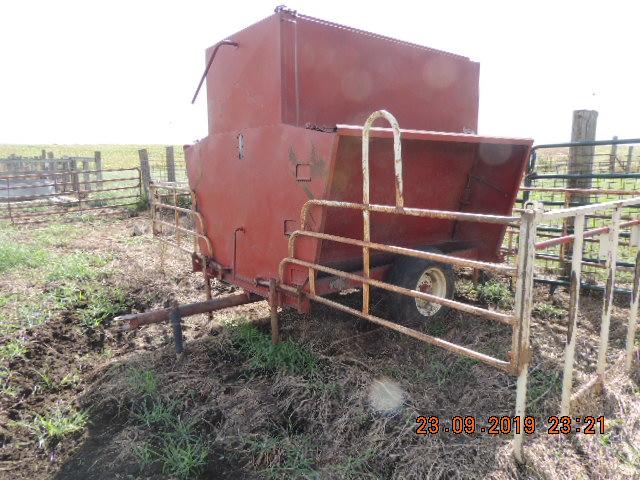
<box><xmin>0</xmin><ymin>339</ymin><xmax>27</xmax><ymax>360</ymax></box>
<box><xmin>533</xmin><ymin>302</ymin><xmax>567</xmax><ymax>319</ymax></box>
<box><xmin>228</xmin><ymin>321</ymin><xmax>317</xmax><ymax>375</ymax></box>
<box><xmin>158</xmin><ymin>436</ymin><xmax>208</xmax><ymax>480</ymax></box>
<box><xmin>127</xmin><ymin>369</ymin><xmax>159</xmax><ymax>397</ymax></box>
<box><xmin>133</xmin><ymin>398</ymin><xmax>176</xmax><ymax>428</ymax></box>
<box><xmin>19</xmin><ymin>407</ymin><xmax>87</xmax><ymax>449</ymax></box>
<box><xmin>476</xmin><ymin>280</ymin><xmax>513</xmax><ymax>309</ymax></box>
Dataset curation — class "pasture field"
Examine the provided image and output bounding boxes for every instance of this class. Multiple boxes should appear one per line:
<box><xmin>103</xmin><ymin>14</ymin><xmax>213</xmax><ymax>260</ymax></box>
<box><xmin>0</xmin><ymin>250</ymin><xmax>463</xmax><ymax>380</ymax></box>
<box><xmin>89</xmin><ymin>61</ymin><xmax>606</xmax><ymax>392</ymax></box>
<box><xmin>0</xmin><ymin>144</ymin><xmax>184</xmax><ymax>170</ymax></box>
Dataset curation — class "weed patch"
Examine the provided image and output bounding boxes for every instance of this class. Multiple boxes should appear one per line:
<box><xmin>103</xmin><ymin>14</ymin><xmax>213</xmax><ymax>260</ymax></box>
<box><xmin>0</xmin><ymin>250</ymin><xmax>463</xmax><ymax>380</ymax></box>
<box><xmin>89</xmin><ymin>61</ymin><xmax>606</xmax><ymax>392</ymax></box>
<box><xmin>0</xmin><ymin>338</ymin><xmax>27</xmax><ymax>360</ymax></box>
<box><xmin>0</xmin><ymin>234</ymin><xmax>48</xmax><ymax>273</ymax></box>
<box><xmin>533</xmin><ymin>302</ymin><xmax>567</xmax><ymax>319</ymax></box>
<box><xmin>228</xmin><ymin>322</ymin><xmax>317</xmax><ymax>375</ymax></box>
<box><xmin>127</xmin><ymin>369</ymin><xmax>159</xmax><ymax>397</ymax></box>
<box><xmin>45</xmin><ymin>252</ymin><xmax>108</xmax><ymax>282</ymax></box>
<box><xmin>18</xmin><ymin>407</ymin><xmax>87</xmax><ymax>449</ymax></box>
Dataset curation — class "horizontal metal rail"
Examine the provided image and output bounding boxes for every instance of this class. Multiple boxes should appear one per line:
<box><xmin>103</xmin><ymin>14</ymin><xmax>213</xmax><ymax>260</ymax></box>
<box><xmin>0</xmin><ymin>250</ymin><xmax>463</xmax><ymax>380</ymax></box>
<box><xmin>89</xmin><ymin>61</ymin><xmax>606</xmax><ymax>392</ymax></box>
<box><xmin>0</xmin><ymin>167</ymin><xmax>139</xmax><ymax>181</ymax></box>
<box><xmin>280</xmin><ymin>257</ymin><xmax>515</xmax><ymax>325</ymax></box>
<box><xmin>520</xmin><ymin>186</ymin><xmax>639</xmax><ymax>196</ymax></box>
<box><xmin>301</xmin><ymin>199</ymin><xmax>517</xmax><ymax>227</ymax></box>
<box><xmin>535</xmin><ymin>218</ymin><xmax>640</xmax><ymax>250</ymax></box>
<box><xmin>1</xmin><ymin>183</ymin><xmax>139</xmax><ymax>202</ymax></box>
<box><xmin>539</xmin><ymin>196</ymin><xmax>640</xmax><ymax>221</ymax></box>
<box><xmin>0</xmin><ymin>201</ymin><xmax>140</xmax><ymax>222</ymax></box>
<box><xmin>1</xmin><ymin>175</ymin><xmax>139</xmax><ymax>191</ymax></box>
<box><xmin>288</xmin><ymin>230</ymin><xmax>516</xmax><ymax>276</ymax></box>
<box><xmin>278</xmin><ymin>283</ymin><xmax>513</xmax><ymax>372</ymax></box>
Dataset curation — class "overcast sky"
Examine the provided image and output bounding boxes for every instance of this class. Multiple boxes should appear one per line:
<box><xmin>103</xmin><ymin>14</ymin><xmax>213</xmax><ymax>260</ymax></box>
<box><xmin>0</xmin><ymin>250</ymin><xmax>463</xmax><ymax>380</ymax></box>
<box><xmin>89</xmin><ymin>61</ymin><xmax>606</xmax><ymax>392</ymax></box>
<box><xmin>1</xmin><ymin>0</ymin><xmax>638</xmax><ymax>145</ymax></box>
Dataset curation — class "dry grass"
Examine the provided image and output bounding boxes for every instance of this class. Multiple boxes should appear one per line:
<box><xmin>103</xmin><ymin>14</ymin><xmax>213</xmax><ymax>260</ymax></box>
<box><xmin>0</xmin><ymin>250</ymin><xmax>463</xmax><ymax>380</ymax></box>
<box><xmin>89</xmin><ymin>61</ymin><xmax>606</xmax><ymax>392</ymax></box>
<box><xmin>0</xmin><ymin>213</ymin><xmax>638</xmax><ymax>479</ymax></box>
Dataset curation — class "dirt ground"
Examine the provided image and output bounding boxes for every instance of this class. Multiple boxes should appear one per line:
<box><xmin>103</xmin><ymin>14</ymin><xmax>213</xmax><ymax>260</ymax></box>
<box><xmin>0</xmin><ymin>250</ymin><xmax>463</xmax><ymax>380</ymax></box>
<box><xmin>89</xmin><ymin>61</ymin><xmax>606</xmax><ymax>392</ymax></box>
<box><xmin>0</xmin><ymin>213</ymin><xmax>638</xmax><ymax>479</ymax></box>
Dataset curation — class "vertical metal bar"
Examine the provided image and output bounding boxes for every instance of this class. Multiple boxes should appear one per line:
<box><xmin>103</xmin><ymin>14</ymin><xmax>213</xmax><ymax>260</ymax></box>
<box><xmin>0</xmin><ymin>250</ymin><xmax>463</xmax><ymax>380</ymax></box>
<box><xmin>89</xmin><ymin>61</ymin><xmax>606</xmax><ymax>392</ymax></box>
<box><xmin>190</xmin><ymin>189</ymin><xmax>199</xmax><ymax>253</ymax></box>
<box><xmin>609</xmin><ymin>136</ymin><xmax>618</xmax><ymax>173</ymax></box>
<box><xmin>308</xmin><ymin>267</ymin><xmax>316</xmax><ymax>296</ymax></box>
<box><xmin>560</xmin><ymin>214</ymin><xmax>585</xmax><ymax>416</ymax></box>
<box><xmin>166</xmin><ymin>146</ymin><xmax>176</xmax><ymax>183</ymax></box>
<box><xmin>269</xmin><ymin>279</ymin><xmax>280</xmax><ymax>345</ymax></box>
<box><xmin>361</xmin><ymin>110</ymin><xmax>403</xmax><ymax>316</ymax></box>
<box><xmin>203</xmin><ymin>261</ymin><xmax>213</xmax><ymax>320</ymax></box>
<box><xmin>150</xmin><ymin>186</ymin><xmax>158</xmax><ymax>236</ymax></box>
<box><xmin>173</xmin><ymin>189</ymin><xmax>180</xmax><ymax>249</ymax></box>
<box><xmin>170</xmin><ymin>306</ymin><xmax>184</xmax><ymax>355</ymax></box>
<box><xmin>596</xmin><ymin>207</ymin><xmax>621</xmax><ymax>381</ymax></box>
<box><xmin>625</xmin><ymin>251</ymin><xmax>640</xmax><ymax>370</ymax></box>
<box><xmin>94</xmin><ymin>151</ymin><xmax>103</xmax><ymax>184</ymax></box>
<box><xmin>512</xmin><ymin>206</ymin><xmax>538</xmax><ymax>463</ymax></box>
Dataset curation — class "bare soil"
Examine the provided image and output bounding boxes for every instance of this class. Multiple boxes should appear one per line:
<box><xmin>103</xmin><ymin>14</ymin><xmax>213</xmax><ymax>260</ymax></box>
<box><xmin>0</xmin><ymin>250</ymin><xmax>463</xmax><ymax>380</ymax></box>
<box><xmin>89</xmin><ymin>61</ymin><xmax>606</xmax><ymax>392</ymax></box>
<box><xmin>1</xmin><ymin>213</ymin><xmax>638</xmax><ymax>479</ymax></box>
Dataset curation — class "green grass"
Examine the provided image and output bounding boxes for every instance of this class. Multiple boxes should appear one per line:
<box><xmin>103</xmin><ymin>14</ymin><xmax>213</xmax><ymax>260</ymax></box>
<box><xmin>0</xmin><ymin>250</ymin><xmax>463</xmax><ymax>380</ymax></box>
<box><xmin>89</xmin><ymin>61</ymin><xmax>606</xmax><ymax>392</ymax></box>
<box><xmin>31</xmin><ymin>224</ymin><xmax>79</xmax><ymax>248</ymax></box>
<box><xmin>533</xmin><ymin>302</ymin><xmax>567</xmax><ymax>319</ymax></box>
<box><xmin>330</xmin><ymin>450</ymin><xmax>376</xmax><ymax>479</ymax></box>
<box><xmin>425</xmin><ymin>355</ymin><xmax>479</xmax><ymax>387</ymax></box>
<box><xmin>158</xmin><ymin>435</ymin><xmax>209</xmax><ymax>479</ymax></box>
<box><xmin>133</xmin><ymin>442</ymin><xmax>156</xmax><ymax>469</ymax></box>
<box><xmin>19</xmin><ymin>407</ymin><xmax>88</xmax><ymax>449</ymax></box>
<box><xmin>45</xmin><ymin>252</ymin><xmax>109</xmax><ymax>282</ymax></box>
<box><xmin>0</xmin><ymin>366</ymin><xmax>19</xmax><ymax>398</ymax></box>
<box><xmin>228</xmin><ymin>321</ymin><xmax>317</xmax><ymax>376</ymax></box>
<box><xmin>128</xmin><ymin>369</ymin><xmax>159</xmax><ymax>397</ymax></box>
<box><xmin>79</xmin><ymin>287</ymin><xmax>129</xmax><ymax>328</ymax></box>
<box><xmin>34</xmin><ymin>369</ymin><xmax>57</xmax><ymax>391</ymax></box>
<box><xmin>51</xmin><ymin>284</ymin><xmax>131</xmax><ymax>328</ymax></box>
<box><xmin>133</xmin><ymin>398</ymin><xmax>177</xmax><ymax>428</ymax></box>
<box><xmin>527</xmin><ymin>369</ymin><xmax>562</xmax><ymax>416</ymax></box>
<box><xmin>0</xmin><ymin>233</ymin><xmax>49</xmax><ymax>273</ymax></box>
<box><xmin>0</xmin><ymin>338</ymin><xmax>28</xmax><ymax>360</ymax></box>
<box><xmin>476</xmin><ymin>280</ymin><xmax>513</xmax><ymax>309</ymax></box>
<box><xmin>248</xmin><ymin>434</ymin><xmax>317</xmax><ymax>480</ymax></box>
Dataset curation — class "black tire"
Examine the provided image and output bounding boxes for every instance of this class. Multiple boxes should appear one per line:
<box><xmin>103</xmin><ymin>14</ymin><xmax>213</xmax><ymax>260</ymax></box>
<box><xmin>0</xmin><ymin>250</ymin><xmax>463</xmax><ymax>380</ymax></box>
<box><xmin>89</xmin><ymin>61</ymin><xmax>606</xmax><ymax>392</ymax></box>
<box><xmin>386</xmin><ymin>249</ymin><xmax>455</xmax><ymax>326</ymax></box>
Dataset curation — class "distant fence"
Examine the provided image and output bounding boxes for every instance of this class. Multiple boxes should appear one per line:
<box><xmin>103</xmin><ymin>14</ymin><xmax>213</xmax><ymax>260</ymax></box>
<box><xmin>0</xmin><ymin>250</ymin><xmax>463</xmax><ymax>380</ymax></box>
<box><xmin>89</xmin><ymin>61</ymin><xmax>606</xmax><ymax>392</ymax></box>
<box><xmin>1</xmin><ymin>151</ymin><xmax>141</xmax><ymax>224</ymax></box>
<box><xmin>505</xmin><ymin>136</ymin><xmax>640</xmax><ymax>293</ymax></box>
<box><xmin>147</xmin><ymin>146</ymin><xmax>188</xmax><ymax>184</ymax></box>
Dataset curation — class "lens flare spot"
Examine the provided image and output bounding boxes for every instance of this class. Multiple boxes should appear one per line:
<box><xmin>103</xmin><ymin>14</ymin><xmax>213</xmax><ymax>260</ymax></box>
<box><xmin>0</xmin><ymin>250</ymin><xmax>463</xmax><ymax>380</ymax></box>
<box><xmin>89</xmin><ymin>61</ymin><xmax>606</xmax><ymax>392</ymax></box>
<box><xmin>368</xmin><ymin>378</ymin><xmax>405</xmax><ymax>414</ymax></box>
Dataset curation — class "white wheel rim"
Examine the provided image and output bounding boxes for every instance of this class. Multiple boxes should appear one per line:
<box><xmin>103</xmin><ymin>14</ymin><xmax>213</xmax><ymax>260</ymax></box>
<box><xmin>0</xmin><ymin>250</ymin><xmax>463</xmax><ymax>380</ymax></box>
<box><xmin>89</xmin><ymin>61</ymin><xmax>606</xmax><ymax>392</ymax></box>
<box><xmin>414</xmin><ymin>267</ymin><xmax>447</xmax><ymax>317</ymax></box>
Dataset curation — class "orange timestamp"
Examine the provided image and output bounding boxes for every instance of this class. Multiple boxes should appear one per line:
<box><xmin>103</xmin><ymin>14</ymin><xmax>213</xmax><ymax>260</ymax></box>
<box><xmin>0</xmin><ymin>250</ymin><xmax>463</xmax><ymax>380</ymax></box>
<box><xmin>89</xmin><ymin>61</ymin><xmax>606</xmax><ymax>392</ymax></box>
<box><xmin>415</xmin><ymin>415</ymin><xmax>605</xmax><ymax>435</ymax></box>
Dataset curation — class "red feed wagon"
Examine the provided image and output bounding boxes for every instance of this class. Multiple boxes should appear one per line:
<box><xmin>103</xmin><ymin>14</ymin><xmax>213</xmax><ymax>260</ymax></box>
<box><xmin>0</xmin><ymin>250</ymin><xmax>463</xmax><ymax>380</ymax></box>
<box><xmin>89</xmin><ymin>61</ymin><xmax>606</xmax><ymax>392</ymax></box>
<box><xmin>122</xmin><ymin>8</ymin><xmax>532</xmax><ymax>356</ymax></box>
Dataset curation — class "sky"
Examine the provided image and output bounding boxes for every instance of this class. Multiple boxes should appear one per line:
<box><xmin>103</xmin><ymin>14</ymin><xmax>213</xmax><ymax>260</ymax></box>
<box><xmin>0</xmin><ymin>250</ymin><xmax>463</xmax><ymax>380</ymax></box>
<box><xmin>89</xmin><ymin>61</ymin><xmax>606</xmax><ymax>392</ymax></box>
<box><xmin>1</xmin><ymin>0</ymin><xmax>638</xmax><ymax>145</ymax></box>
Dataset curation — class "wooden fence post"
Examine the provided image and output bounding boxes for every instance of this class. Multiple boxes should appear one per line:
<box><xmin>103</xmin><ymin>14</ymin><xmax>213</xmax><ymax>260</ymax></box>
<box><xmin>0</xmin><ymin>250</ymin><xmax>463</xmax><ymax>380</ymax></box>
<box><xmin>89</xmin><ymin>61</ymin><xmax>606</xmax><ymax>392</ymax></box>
<box><xmin>138</xmin><ymin>148</ymin><xmax>151</xmax><ymax>205</ymax></box>
<box><xmin>166</xmin><ymin>146</ymin><xmax>176</xmax><ymax>183</ymax></box>
<box><xmin>564</xmin><ymin>110</ymin><xmax>598</xmax><ymax>277</ymax></box>
<box><xmin>627</xmin><ymin>146</ymin><xmax>634</xmax><ymax>173</ymax></box>
<box><xmin>94</xmin><ymin>151</ymin><xmax>103</xmax><ymax>183</ymax></box>
<box><xmin>609</xmin><ymin>136</ymin><xmax>618</xmax><ymax>173</ymax></box>
<box><xmin>82</xmin><ymin>159</ymin><xmax>91</xmax><ymax>192</ymax></box>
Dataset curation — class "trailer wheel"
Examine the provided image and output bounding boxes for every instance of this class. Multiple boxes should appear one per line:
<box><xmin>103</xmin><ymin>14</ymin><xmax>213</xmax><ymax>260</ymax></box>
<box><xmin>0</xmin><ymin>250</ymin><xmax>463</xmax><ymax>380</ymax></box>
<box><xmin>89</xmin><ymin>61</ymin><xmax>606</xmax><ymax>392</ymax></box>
<box><xmin>387</xmin><ymin>251</ymin><xmax>455</xmax><ymax>325</ymax></box>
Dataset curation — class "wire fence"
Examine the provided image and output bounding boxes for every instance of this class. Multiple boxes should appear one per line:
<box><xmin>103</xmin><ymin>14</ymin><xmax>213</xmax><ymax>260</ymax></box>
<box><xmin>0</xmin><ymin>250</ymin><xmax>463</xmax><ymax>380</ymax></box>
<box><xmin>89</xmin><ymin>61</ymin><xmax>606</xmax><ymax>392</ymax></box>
<box><xmin>505</xmin><ymin>138</ymin><xmax>640</xmax><ymax>292</ymax></box>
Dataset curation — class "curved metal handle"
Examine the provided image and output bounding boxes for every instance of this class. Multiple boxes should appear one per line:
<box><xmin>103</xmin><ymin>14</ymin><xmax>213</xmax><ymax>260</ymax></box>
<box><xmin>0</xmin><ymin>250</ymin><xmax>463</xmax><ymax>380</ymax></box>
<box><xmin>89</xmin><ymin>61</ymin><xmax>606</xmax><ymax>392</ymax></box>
<box><xmin>362</xmin><ymin>110</ymin><xmax>403</xmax><ymax>208</ymax></box>
<box><xmin>191</xmin><ymin>40</ymin><xmax>239</xmax><ymax>104</ymax></box>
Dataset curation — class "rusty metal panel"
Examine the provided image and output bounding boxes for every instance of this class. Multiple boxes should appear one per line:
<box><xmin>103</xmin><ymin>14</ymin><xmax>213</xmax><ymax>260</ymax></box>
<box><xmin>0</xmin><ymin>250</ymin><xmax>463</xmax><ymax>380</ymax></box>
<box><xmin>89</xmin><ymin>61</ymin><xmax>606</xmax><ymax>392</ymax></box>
<box><xmin>288</xmin><ymin>13</ymin><xmax>480</xmax><ymax>132</ymax></box>
<box><xmin>204</xmin><ymin>11</ymin><xmax>480</xmax><ymax>135</ymax></box>
<box><xmin>185</xmin><ymin>124</ymin><xmax>335</xmax><ymax>297</ymax></box>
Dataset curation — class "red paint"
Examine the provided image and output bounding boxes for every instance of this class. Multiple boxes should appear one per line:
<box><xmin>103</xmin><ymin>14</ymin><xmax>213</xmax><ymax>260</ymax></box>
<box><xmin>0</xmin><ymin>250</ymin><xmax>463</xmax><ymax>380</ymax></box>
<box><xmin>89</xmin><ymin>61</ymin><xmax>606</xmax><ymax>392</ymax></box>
<box><xmin>185</xmin><ymin>11</ymin><xmax>532</xmax><ymax>308</ymax></box>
